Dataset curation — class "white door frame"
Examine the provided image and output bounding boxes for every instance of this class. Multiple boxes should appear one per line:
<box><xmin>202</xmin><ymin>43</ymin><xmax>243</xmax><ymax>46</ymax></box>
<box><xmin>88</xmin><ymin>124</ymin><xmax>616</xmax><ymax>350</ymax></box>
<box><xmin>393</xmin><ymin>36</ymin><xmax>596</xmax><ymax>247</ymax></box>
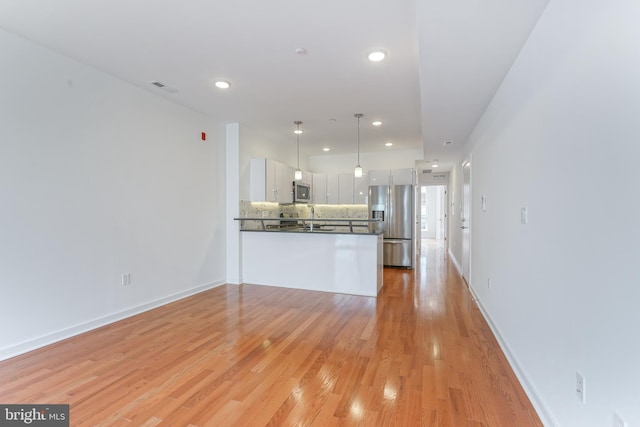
<box><xmin>461</xmin><ymin>160</ymin><xmax>471</xmax><ymax>284</ymax></box>
<box><xmin>419</xmin><ymin>183</ymin><xmax>449</xmax><ymax>251</ymax></box>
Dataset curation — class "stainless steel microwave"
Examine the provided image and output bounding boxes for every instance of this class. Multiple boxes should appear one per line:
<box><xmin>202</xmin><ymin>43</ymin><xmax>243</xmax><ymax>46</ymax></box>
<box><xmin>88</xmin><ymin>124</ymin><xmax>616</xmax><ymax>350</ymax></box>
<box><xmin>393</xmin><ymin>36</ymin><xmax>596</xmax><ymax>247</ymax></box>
<box><xmin>293</xmin><ymin>182</ymin><xmax>311</xmax><ymax>203</ymax></box>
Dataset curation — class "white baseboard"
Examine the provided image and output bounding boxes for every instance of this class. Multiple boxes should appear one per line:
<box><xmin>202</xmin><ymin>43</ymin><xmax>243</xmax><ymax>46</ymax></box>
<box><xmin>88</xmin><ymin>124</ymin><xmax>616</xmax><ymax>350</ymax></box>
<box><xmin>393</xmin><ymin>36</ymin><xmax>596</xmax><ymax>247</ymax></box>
<box><xmin>468</xmin><ymin>285</ymin><xmax>559</xmax><ymax>427</ymax></box>
<box><xmin>0</xmin><ymin>280</ymin><xmax>225</xmax><ymax>362</ymax></box>
<box><xmin>448</xmin><ymin>248</ymin><xmax>463</xmax><ymax>276</ymax></box>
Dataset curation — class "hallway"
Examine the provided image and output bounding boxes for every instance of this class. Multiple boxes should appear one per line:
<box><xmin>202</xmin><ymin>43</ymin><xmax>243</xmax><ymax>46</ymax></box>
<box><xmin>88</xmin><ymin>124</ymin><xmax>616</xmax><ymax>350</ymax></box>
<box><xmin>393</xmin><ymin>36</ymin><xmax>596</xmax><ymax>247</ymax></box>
<box><xmin>0</xmin><ymin>241</ymin><xmax>541</xmax><ymax>426</ymax></box>
<box><xmin>379</xmin><ymin>239</ymin><xmax>541</xmax><ymax>425</ymax></box>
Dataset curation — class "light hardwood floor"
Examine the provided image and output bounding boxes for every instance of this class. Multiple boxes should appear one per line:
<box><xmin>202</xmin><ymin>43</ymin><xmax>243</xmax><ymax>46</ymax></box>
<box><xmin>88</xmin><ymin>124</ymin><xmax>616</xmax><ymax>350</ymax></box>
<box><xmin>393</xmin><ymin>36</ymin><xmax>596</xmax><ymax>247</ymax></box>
<box><xmin>0</xmin><ymin>240</ymin><xmax>541</xmax><ymax>426</ymax></box>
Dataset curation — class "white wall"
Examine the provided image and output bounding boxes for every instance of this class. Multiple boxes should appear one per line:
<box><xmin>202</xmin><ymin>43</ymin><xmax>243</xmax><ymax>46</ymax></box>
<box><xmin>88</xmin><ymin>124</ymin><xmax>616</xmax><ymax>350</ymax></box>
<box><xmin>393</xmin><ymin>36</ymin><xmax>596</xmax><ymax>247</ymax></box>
<box><xmin>238</xmin><ymin>124</ymin><xmax>301</xmax><ymax>200</ymax></box>
<box><xmin>418</xmin><ymin>171</ymin><xmax>449</xmax><ymax>186</ymax></box>
<box><xmin>459</xmin><ymin>1</ymin><xmax>640</xmax><ymax>425</ymax></box>
<box><xmin>226</xmin><ymin>124</ymin><xmax>241</xmax><ymax>285</ymax></box>
<box><xmin>0</xmin><ymin>29</ymin><xmax>226</xmax><ymax>359</ymax></box>
<box><xmin>308</xmin><ymin>149</ymin><xmax>423</xmax><ymax>174</ymax></box>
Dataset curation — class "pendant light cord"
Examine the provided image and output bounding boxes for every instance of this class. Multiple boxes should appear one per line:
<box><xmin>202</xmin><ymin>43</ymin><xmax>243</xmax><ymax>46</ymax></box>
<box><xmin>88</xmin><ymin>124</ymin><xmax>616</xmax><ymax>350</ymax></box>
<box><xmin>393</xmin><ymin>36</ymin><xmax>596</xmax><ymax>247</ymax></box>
<box><xmin>297</xmin><ymin>130</ymin><xmax>300</xmax><ymax>169</ymax></box>
<box><xmin>355</xmin><ymin>113</ymin><xmax>363</xmax><ymax>166</ymax></box>
<box><xmin>294</xmin><ymin>120</ymin><xmax>302</xmax><ymax>170</ymax></box>
<box><xmin>357</xmin><ymin>116</ymin><xmax>360</xmax><ymax>164</ymax></box>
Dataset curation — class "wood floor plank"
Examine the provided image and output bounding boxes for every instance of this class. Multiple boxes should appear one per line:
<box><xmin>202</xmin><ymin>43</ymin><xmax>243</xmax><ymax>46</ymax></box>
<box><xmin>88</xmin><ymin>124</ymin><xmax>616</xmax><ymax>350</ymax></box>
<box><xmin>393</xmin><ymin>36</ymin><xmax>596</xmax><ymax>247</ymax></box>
<box><xmin>0</xmin><ymin>240</ymin><xmax>542</xmax><ymax>426</ymax></box>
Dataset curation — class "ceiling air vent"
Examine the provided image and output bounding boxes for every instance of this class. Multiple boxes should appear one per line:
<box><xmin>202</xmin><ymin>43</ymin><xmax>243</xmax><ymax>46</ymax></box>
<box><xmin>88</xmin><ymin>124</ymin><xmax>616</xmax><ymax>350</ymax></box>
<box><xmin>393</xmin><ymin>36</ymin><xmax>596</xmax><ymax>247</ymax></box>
<box><xmin>422</xmin><ymin>169</ymin><xmax>432</xmax><ymax>174</ymax></box>
<box><xmin>148</xmin><ymin>80</ymin><xmax>178</xmax><ymax>93</ymax></box>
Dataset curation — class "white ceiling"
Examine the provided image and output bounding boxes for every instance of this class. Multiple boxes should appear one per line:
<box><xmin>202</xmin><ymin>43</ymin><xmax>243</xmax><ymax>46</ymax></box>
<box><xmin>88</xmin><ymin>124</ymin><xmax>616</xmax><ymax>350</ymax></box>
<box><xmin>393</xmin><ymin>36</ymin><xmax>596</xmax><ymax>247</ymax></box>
<box><xmin>0</xmin><ymin>0</ymin><xmax>548</xmax><ymax>172</ymax></box>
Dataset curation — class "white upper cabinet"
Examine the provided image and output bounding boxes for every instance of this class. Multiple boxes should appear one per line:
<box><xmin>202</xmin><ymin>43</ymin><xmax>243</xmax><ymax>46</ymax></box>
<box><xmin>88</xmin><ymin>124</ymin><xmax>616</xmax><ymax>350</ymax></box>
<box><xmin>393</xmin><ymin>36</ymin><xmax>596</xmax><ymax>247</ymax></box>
<box><xmin>368</xmin><ymin>168</ymin><xmax>415</xmax><ymax>186</ymax></box>
<box><xmin>249</xmin><ymin>159</ymin><xmax>414</xmax><ymax>205</ymax></box>
<box><xmin>312</xmin><ymin>173</ymin><xmax>327</xmax><ymax>204</ymax></box>
<box><xmin>338</xmin><ymin>173</ymin><xmax>354</xmax><ymax>204</ymax></box>
<box><xmin>250</xmin><ymin>158</ymin><xmax>296</xmax><ymax>203</ymax></box>
<box><xmin>368</xmin><ymin>169</ymin><xmax>391</xmax><ymax>186</ymax></box>
<box><xmin>280</xmin><ymin>163</ymin><xmax>295</xmax><ymax>203</ymax></box>
<box><xmin>301</xmin><ymin>171</ymin><xmax>313</xmax><ymax>185</ymax></box>
<box><xmin>390</xmin><ymin>168</ymin><xmax>415</xmax><ymax>185</ymax></box>
<box><xmin>354</xmin><ymin>175</ymin><xmax>368</xmax><ymax>204</ymax></box>
<box><xmin>272</xmin><ymin>159</ymin><xmax>284</xmax><ymax>202</ymax></box>
<box><xmin>326</xmin><ymin>174</ymin><xmax>340</xmax><ymax>204</ymax></box>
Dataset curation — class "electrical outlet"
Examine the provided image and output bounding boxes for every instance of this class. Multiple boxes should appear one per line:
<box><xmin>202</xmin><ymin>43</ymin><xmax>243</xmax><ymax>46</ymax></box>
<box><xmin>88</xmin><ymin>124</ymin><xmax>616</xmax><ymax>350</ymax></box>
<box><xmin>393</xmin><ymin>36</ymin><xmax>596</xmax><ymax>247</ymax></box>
<box><xmin>122</xmin><ymin>273</ymin><xmax>131</xmax><ymax>286</ymax></box>
<box><xmin>487</xmin><ymin>278</ymin><xmax>492</xmax><ymax>291</ymax></box>
<box><xmin>576</xmin><ymin>372</ymin><xmax>585</xmax><ymax>404</ymax></box>
<box><xmin>613</xmin><ymin>412</ymin><xmax>627</xmax><ymax>427</ymax></box>
<box><xmin>521</xmin><ymin>207</ymin><xmax>528</xmax><ymax>224</ymax></box>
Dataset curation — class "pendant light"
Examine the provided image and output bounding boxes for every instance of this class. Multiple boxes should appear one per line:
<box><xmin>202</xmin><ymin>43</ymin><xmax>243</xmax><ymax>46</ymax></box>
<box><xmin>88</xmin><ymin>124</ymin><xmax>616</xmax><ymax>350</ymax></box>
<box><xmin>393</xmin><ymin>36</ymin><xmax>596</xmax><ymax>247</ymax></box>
<box><xmin>294</xmin><ymin>121</ymin><xmax>303</xmax><ymax>181</ymax></box>
<box><xmin>354</xmin><ymin>113</ymin><xmax>364</xmax><ymax>178</ymax></box>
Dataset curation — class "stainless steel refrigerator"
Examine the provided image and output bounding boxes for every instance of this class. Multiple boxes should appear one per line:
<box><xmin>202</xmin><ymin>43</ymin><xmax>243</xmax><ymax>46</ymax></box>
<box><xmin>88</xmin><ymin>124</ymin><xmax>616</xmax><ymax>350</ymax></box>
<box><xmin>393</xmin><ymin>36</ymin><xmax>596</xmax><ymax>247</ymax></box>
<box><xmin>369</xmin><ymin>185</ymin><xmax>414</xmax><ymax>268</ymax></box>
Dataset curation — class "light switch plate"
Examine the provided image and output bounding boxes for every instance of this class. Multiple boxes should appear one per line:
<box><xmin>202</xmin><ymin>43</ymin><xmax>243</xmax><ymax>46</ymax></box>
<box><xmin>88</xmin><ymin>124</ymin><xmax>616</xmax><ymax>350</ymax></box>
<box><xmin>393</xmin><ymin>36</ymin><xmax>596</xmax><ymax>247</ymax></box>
<box><xmin>576</xmin><ymin>372</ymin><xmax>585</xmax><ymax>404</ymax></box>
<box><xmin>481</xmin><ymin>195</ymin><xmax>487</xmax><ymax>212</ymax></box>
<box><xmin>521</xmin><ymin>207</ymin><xmax>528</xmax><ymax>224</ymax></box>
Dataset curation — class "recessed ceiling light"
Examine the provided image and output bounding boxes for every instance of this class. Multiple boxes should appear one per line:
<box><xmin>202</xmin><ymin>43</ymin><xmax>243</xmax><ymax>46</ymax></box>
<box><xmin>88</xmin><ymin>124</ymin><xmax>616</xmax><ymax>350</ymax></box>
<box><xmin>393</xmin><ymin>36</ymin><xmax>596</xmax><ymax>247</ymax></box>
<box><xmin>372</xmin><ymin>120</ymin><xmax>383</xmax><ymax>126</ymax></box>
<box><xmin>443</xmin><ymin>140</ymin><xmax>453</xmax><ymax>146</ymax></box>
<box><xmin>385</xmin><ymin>142</ymin><xmax>393</xmax><ymax>147</ymax></box>
<box><xmin>368</xmin><ymin>51</ymin><xmax>387</xmax><ymax>62</ymax></box>
<box><xmin>214</xmin><ymin>81</ymin><xmax>231</xmax><ymax>89</ymax></box>
<box><xmin>432</xmin><ymin>164</ymin><xmax>439</xmax><ymax>168</ymax></box>
<box><xmin>323</xmin><ymin>147</ymin><xmax>331</xmax><ymax>152</ymax></box>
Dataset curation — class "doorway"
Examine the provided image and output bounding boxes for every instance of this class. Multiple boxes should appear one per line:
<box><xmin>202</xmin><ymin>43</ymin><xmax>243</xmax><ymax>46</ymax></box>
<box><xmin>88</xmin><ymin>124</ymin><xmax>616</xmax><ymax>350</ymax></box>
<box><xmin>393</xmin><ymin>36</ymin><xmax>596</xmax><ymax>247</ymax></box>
<box><xmin>419</xmin><ymin>185</ymin><xmax>447</xmax><ymax>250</ymax></box>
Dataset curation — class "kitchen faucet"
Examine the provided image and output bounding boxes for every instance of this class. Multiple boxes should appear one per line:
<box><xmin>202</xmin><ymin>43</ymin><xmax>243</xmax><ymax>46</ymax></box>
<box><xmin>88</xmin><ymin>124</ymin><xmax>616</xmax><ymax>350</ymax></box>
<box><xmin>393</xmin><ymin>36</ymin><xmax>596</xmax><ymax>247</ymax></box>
<box><xmin>309</xmin><ymin>206</ymin><xmax>315</xmax><ymax>232</ymax></box>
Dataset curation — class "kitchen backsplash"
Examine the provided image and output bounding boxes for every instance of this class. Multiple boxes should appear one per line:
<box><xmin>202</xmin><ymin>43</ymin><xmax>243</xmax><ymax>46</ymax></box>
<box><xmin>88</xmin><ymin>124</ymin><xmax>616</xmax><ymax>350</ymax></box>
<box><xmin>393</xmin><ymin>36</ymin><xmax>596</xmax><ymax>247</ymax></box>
<box><xmin>313</xmin><ymin>204</ymin><xmax>368</xmax><ymax>219</ymax></box>
<box><xmin>239</xmin><ymin>201</ymin><xmax>368</xmax><ymax>230</ymax></box>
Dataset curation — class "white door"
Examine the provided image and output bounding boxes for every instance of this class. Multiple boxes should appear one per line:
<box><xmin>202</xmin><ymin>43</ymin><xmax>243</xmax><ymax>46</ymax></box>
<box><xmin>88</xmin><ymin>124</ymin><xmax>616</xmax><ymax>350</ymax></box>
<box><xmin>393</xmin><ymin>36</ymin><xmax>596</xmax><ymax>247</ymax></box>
<box><xmin>423</xmin><ymin>186</ymin><xmax>437</xmax><ymax>239</ymax></box>
<box><xmin>461</xmin><ymin>161</ymin><xmax>471</xmax><ymax>283</ymax></box>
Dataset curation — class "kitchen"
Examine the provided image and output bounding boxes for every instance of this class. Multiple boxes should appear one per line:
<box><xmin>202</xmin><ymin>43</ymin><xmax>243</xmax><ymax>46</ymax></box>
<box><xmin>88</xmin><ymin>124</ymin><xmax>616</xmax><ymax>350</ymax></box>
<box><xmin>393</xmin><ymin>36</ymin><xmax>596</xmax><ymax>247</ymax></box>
<box><xmin>234</xmin><ymin>153</ymin><xmax>419</xmax><ymax>297</ymax></box>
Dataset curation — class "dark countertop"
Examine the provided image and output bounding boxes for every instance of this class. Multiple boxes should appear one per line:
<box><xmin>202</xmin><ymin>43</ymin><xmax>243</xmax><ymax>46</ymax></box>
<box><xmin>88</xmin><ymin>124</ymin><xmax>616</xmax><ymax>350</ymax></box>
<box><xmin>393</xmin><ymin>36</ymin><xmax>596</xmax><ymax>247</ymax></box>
<box><xmin>239</xmin><ymin>227</ymin><xmax>384</xmax><ymax>236</ymax></box>
<box><xmin>234</xmin><ymin>217</ymin><xmax>383</xmax><ymax>235</ymax></box>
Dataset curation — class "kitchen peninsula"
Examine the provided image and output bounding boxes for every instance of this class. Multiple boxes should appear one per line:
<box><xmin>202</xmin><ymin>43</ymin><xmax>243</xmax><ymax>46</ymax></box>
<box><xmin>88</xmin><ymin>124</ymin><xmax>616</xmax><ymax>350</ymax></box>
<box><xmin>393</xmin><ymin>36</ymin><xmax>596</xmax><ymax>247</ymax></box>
<box><xmin>235</xmin><ymin>217</ymin><xmax>384</xmax><ymax>297</ymax></box>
